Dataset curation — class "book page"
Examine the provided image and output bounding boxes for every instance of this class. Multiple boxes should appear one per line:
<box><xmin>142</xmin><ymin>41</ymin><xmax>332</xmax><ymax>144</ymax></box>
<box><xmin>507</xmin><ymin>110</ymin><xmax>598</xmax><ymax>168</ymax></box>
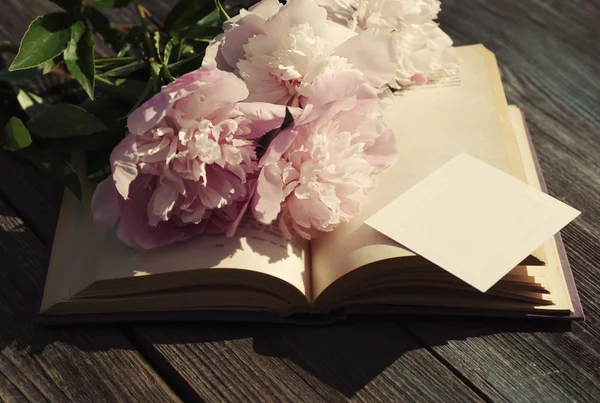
<box><xmin>42</xmin><ymin>180</ymin><xmax>311</xmax><ymax>313</ymax></box>
<box><xmin>311</xmin><ymin>45</ymin><xmax>517</xmax><ymax>300</ymax></box>
<box><xmin>98</xmin><ymin>211</ymin><xmax>310</xmax><ymax>293</ymax></box>
<box><xmin>365</xmin><ymin>153</ymin><xmax>579</xmax><ymax>292</ymax></box>
<box><xmin>507</xmin><ymin>106</ymin><xmax>573</xmax><ymax>311</ymax></box>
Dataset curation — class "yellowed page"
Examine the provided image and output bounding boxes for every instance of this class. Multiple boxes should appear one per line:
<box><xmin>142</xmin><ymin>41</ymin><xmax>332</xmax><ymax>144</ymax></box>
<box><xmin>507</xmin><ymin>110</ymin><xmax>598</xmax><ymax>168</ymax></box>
<box><xmin>96</xmin><ymin>211</ymin><xmax>311</xmax><ymax>299</ymax></box>
<box><xmin>311</xmin><ymin>44</ymin><xmax>517</xmax><ymax>299</ymax></box>
<box><xmin>42</xmin><ymin>180</ymin><xmax>311</xmax><ymax>314</ymax></box>
<box><xmin>365</xmin><ymin>153</ymin><xmax>579</xmax><ymax>292</ymax></box>
<box><xmin>508</xmin><ymin>105</ymin><xmax>574</xmax><ymax>311</ymax></box>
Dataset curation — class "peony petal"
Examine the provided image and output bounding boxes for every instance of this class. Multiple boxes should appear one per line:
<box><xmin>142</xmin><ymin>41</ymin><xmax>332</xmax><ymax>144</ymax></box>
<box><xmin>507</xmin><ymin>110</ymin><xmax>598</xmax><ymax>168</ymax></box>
<box><xmin>334</xmin><ymin>29</ymin><xmax>399</xmax><ymax>88</ymax></box>
<box><xmin>128</xmin><ymin>69</ymin><xmax>212</xmax><ymax>135</ymax></box>
<box><xmin>236</xmin><ymin>102</ymin><xmax>301</xmax><ymax>138</ymax></box>
<box><xmin>110</xmin><ymin>135</ymin><xmax>139</xmax><ymax>200</ymax></box>
<box><xmin>325</xmin><ymin>19</ymin><xmax>356</xmax><ymax>48</ymax></box>
<box><xmin>362</xmin><ymin>124</ymin><xmax>397</xmax><ymax>171</ymax></box>
<box><xmin>91</xmin><ymin>178</ymin><xmax>120</xmax><ymax>228</ymax></box>
<box><xmin>147</xmin><ymin>181</ymin><xmax>179</xmax><ymax>227</ymax></box>
<box><xmin>127</xmin><ymin>92</ymin><xmax>170</xmax><ymax>135</ymax></box>
<box><xmin>226</xmin><ymin>178</ymin><xmax>257</xmax><ymax>237</ymax></box>
<box><xmin>314</xmin><ymin>0</ymin><xmax>356</xmax><ymax>26</ymax></box>
<box><xmin>203</xmin><ymin>34</ymin><xmax>232</xmax><ymax>71</ymax></box>
<box><xmin>221</xmin><ymin>14</ymin><xmax>266</xmax><ymax>69</ymax></box>
<box><xmin>251</xmin><ymin>163</ymin><xmax>284</xmax><ymax>224</ymax></box>
<box><xmin>263</xmin><ymin>0</ymin><xmax>329</xmax><ymax>38</ymax></box>
<box><xmin>116</xmin><ymin>176</ymin><xmax>202</xmax><ymax>249</ymax></box>
<box><xmin>304</xmin><ymin>69</ymin><xmax>365</xmax><ymax>108</ymax></box>
<box><xmin>259</xmin><ymin>128</ymin><xmax>298</xmax><ymax>166</ymax></box>
<box><xmin>248</xmin><ymin>0</ymin><xmax>283</xmax><ymax>19</ymax></box>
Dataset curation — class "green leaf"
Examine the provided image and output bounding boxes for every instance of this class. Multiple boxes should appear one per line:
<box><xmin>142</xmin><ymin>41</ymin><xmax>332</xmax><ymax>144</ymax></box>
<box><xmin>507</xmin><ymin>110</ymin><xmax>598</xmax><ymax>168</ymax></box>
<box><xmin>179</xmin><ymin>25</ymin><xmax>222</xmax><ymax>42</ymax></box>
<box><xmin>9</xmin><ymin>13</ymin><xmax>73</xmax><ymax>71</ymax></box>
<box><xmin>198</xmin><ymin>9</ymin><xmax>220</xmax><ymax>26</ymax></box>
<box><xmin>163</xmin><ymin>38</ymin><xmax>179</xmax><ymax>64</ymax></box>
<box><xmin>167</xmin><ymin>51</ymin><xmax>204</xmax><ymax>77</ymax></box>
<box><xmin>95</xmin><ymin>77</ymin><xmax>147</xmax><ymax>103</ymax></box>
<box><xmin>100</xmin><ymin>59</ymin><xmax>147</xmax><ymax>78</ymax></box>
<box><xmin>28</xmin><ymin>104</ymin><xmax>107</xmax><ymax>138</ymax></box>
<box><xmin>116</xmin><ymin>26</ymin><xmax>143</xmax><ymax>57</ymax></box>
<box><xmin>164</xmin><ymin>0</ymin><xmax>215</xmax><ymax>33</ymax></box>
<box><xmin>33</xmin><ymin>128</ymin><xmax>124</xmax><ymax>152</ymax></box>
<box><xmin>153</xmin><ymin>31</ymin><xmax>162</xmax><ymax>62</ymax></box>
<box><xmin>82</xmin><ymin>94</ymin><xmax>134</xmax><ymax>124</ymax></box>
<box><xmin>64</xmin><ymin>21</ymin><xmax>96</xmax><ymax>100</ymax></box>
<box><xmin>91</xmin><ymin>0</ymin><xmax>131</xmax><ymax>8</ymax></box>
<box><xmin>22</xmin><ymin>149</ymin><xmax>82</xmax><ymax>199</ymax></box>
<box><xmin>3</xmin><ymin>117</ymin><xmax>32</xmax><ymax>151</ymax></box>
<box><xmin>84</xmin><ymin>7</ymin><xmax>123</xmax><ymax>51</ymax></box>
<box><xmin>125</xmin><ymin>62</ymin><xmax>162</xmax><ymax>117</ymax></box>
<box><xmin>13</xmin><ymin>87</ymin><xmax>47</xmax><ymax>118</ymax></box>
<box><xmin>161</xmin><ymin>64</ymin><xmax>175</xmax><ymax>83</ymax></box>
<box><xmin>41</xmin><ymin>58</ymin><xmax>57</xmax><ymax>74</ymax></box>
<box><xmin>213</xmin><ymin>0</ymin><xmax>230</xmax><ymax>23</ymax></box>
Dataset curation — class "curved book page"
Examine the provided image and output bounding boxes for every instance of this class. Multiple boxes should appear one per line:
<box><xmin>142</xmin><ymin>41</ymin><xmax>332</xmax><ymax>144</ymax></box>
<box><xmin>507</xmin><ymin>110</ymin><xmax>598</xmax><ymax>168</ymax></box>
<box><xmin>311</xmin><ymin>44</ymin><xmax>522</xmax><ymax>300</ymax></box>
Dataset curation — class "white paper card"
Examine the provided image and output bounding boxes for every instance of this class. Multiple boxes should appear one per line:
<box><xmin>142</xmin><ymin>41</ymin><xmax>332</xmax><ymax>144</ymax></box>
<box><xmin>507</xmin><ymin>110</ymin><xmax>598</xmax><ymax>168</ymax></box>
<box><xmin>365</xmin><ymin>153</ymin><xmax>580</xmax><ymax>292</ymax></box>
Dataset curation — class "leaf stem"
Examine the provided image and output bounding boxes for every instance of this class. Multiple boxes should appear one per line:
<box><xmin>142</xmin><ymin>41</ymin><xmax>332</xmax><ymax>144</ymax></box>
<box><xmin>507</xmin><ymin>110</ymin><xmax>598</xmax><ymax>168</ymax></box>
<box><xmin>167</xmin><ymin>51</ymin><xmax>204</xmax><ymax>70</ymax></box>
<box><xmin>95</xmin><ymin>56</ymin><xmax>137</xmax><ymax>64</ymax></box>
<box><xmin>134</xmin><ymin>0</ymin><xmax>157</xmax><ymax>60</ymax></box>
<box><xmin>95</xmin><ymin>75</ymin><xmax>113</xmax><ymax>86</ymax></box>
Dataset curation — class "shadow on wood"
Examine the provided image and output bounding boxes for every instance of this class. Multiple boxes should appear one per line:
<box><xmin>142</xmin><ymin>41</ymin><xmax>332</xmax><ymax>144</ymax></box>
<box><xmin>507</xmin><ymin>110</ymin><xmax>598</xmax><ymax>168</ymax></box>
<box><xmin>113</xmin><ymin>316</ymin><xmax>572</xmax><ymax>399</ymax></box>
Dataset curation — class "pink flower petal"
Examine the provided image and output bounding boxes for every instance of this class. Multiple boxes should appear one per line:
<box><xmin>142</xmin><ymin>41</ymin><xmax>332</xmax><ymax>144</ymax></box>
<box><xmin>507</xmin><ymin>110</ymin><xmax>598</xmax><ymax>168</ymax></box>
<box><xmin>304</xmin><ymin>69</ymin><xmax>365</xmax><ymax>108</ymax></box>
<box><xmin>334</xmin><ymin>29</ymin><xmax>399</xmax><ymax>88</ymax></box>
<box><xmin>147</xmin><ymin>180</ymin><xmax>179</xmax><ymax>227</ymax></box>
<box><xmin>221</xmin><ymin>14</ymin><xmax>266</xmax><ymax>69</ymax></box>
<box><xmin>263</xmin><ymin>0</ymin><xmax>328</xmax><ymax>38</ymax></box>
<box><xmin>252</xmin><ymin>163</ymin><xmax>284</xmax><ymax>224</ymax></box>
<box><xmin>110</xmin><ymin>135</ymin><xmax>139</xmax><ymax>200</ymax></box>
<box><xmin>248</xmin><ymin>0</ymin><xmax>282</xmax><ymax>19</ymax></box>
<box><xmin>127</xmin><ymin>92</ymin><xmax>170</xmax><ymax>136</ymax></box>
<box><xmin>226</xmin><ymin>178</ymin><xmax>257</xmax><ymax>237</ymax></box>
<box><xmin>91</xmin><ymin>178</ymin><xmax>120</xmax><ymax>228</ymax></box>
<box><xmin>236</xmin><ymin>102</ymin><xmax>301</xmax><ymax>138</ymax></box>
<box><xmin>259</xmin><ymin>128</ymin><xmax>298</xmax><ymax>166</ymax></box>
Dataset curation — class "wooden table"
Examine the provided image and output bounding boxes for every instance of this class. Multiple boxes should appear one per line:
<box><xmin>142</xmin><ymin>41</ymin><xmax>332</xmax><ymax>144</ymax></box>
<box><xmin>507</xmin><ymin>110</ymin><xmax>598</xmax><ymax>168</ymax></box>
<box><xmin>1</xmin><ymin>0</ymin><xmax>599</xmax><ymax>401</ymax></box>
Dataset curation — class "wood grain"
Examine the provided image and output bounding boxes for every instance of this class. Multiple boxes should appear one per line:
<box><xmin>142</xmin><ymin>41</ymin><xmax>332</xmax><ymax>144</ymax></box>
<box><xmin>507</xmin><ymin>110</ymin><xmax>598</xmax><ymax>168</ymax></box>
<box><xmin>127</xmin><ymin>322</ymin><xmax>483</xmax><ymax>401</ymax></box>
<box><xmin>399</xmin><ymin>1</ymin><xmax>600</xmax><ymax>401</ymax></box>
<box><xmin>1</xmin><ymin>0</ymin><xmax>600</xmax><ymax>401</ymax></box>
<box><xmin>0</xmin><ymin>197</ymin><xmax>181</xmax><ymax>402</ymax></box>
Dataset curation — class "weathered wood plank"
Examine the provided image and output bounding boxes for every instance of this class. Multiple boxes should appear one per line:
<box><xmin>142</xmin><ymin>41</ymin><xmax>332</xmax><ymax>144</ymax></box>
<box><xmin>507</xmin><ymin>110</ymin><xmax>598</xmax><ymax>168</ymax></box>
<box><xmin>0</xmin><ymin>1</ymin><xmax>487</xmax><ymax>401</ymax></box>
<box><xmin>128</xmin><ymin>322</ymin><xmax>483</xmax><ymax>401</ymax></box>
<box><xmin>2</xmin><ymin>0</ymin><xmax>600</xmax><ymax>401</ymax></box>
<box><xmin>0</xmin><ymin>197</ymin><xmax>181</xmax><ymax>402</ymax></box>
<box><xmin>394</xmin><ymin>1</ymin><xmax>600</xmax><ymax>401</ymax></box>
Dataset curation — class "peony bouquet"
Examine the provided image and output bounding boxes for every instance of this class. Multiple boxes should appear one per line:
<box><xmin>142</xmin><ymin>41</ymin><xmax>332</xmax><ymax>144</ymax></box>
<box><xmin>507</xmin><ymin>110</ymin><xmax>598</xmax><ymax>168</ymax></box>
<box><xmin>1</xmin><ymin>0</ymin><xmax>456</xmax><ymax>249</ymax></box>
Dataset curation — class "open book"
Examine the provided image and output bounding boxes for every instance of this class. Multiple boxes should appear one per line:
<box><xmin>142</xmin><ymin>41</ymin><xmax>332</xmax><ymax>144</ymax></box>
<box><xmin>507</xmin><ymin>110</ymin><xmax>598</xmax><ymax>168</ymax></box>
<box><xmin>39</xmin><ymin>45</ymin><xmax>583</xmax><ymax>323</ymax></box>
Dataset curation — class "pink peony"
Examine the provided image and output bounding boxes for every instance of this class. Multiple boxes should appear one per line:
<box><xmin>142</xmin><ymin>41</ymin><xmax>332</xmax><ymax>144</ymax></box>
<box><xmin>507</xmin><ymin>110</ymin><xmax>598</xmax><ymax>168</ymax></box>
<box><xmin>91</xmin><ymin>66</ymin><xmax>289</xmax><ymax>249</ymax></box>
<box><xmin>249</xmin><ymin>70</ymin><xmax>396</xmax><ymax>238</ymax></box>
<box><xmin>315</xmin><ymin>0</ymin><xmax>458</xmax><ymax>88</ymax></box>
<box><xmin>203</xmin><ymin>0</ymin><xmax>399</xmax><ymax>107</ymax></box>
